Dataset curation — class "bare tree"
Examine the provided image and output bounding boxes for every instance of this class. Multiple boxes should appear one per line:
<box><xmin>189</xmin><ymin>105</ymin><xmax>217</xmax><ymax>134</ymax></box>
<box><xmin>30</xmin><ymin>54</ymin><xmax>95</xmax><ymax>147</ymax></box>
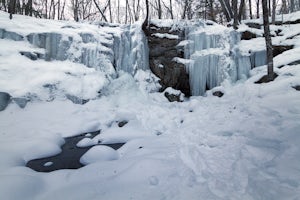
<box><xmin>262</xmin><ymin>0</ymin><xmax>275</xmax><ymax>81</ymax></box>
<box><xmin>93</xmin><ymin>0</ymin><xmax>108</xmax><ymax>22</ymax></box>
<box><xmin>233</xmin><ymin>0</ymin><xmax>238</xmax><ymax>29</ymax></box>
<box><xmin>142</xmin><ymin>0</ymin><xmax>149</xmax><ymax>34</ymax></box>
<box><xmin>157</xmin><ymin>0</ymin><xmax>162</xmax><ymax>19</ymax></box>
<box><xmin>256</xmin><ymin>0</ymin><xmax>260</xmax><ymax>18</ymax></box>
<box><xmin>249</xmin><ymin>0</ymin><xmax>253</xmax><ymax>19</ymax></box>
<box><xmin>219</xmin><ymin>0</ymin><xmax>233</xmax><ymax>22</ymax></box>
<box><xmin>271</xmin><ymin>0</ymin><xmax>276</xmax><ymax>24</ymax></box>
<box><xmin>9</xmin><ymin>0</ymin><xmax>16</xmax><ymax>19</ymax></box>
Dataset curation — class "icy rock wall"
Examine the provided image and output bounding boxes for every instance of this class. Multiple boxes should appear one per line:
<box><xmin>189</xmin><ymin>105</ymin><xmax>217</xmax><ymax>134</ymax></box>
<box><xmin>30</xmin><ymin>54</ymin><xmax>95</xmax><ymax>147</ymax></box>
<box><xmin>184</xmin><ymin>23</ymin><xmax>261</xmax><ymax>96</ymax></box>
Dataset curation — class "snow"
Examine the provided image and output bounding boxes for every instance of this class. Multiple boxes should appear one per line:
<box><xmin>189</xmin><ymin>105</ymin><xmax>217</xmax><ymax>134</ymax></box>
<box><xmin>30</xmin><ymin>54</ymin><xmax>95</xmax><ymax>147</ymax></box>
<box><xmin>152</xmin><ymin>33</ymin><xmax>179</xmax><ymax>39</ymax></box>
<box><xmin>80</xmin><ymin>145</ymin><xmax>119</xmax><ymax>165</ymax></box>
<box><xmin>0</xmin><ymin>11</ymin><xmax>300</xmax><ymax>200</ymax></box>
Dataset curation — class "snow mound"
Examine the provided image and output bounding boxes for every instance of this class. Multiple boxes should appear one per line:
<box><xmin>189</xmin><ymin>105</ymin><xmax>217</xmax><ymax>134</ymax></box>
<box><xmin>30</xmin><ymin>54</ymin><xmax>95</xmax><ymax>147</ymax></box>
<box><xmin>80</xmin><ymin>145</ymin><xmax>119</xmax><ymax>165</ymax></box>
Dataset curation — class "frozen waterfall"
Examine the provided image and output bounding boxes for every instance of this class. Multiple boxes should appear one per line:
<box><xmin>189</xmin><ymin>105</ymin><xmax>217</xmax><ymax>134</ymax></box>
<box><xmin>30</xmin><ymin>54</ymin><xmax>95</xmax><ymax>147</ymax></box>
<box><xmin>183</xmin><ymin>22</ymin><xmax>264</xmax><ymax>96</ymax></box>
<box><xmin>0</xmin><ymin>23</ymin><xmax>149</xmax><ymax>77</ymax></box>
<box><xmin>113</xmin><ymin>23</ymin><xmax>149</xmax><ymax>75</ymax></box>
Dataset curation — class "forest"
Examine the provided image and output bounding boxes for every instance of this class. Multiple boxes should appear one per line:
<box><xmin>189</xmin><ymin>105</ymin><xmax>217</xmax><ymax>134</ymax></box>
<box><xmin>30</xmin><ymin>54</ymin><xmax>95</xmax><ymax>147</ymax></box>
<box><xmin>1</xmin><ymin>0</ymin><xmax>300</xmax><ymax>24</ymax></box>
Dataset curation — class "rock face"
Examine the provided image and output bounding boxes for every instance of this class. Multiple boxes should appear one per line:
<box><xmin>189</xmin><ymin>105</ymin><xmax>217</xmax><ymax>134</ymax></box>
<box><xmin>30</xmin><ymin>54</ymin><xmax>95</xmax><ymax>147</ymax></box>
<box><xmin>145</xmin><ymin>23</ymin><xmax>190</xmax><ymax>97</ymax></box>
<box><xmin>272</xmin><ymin>45</ymin><xmax>293</xmax><ymax>57</ymax></box>
<box><xmin>0</xmin><ymin>92</ymin><xmax>11</xmax><ymax>111</ymax></box>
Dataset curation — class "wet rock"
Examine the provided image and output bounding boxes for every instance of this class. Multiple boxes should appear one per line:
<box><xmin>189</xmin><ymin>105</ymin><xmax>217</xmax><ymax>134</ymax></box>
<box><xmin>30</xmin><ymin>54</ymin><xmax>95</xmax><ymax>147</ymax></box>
<box><xmin>212</xmin><ymin>91</ymin><xmax>224</xmax><ymax>97</ymax></box>
<box><xmin>0</xmin><ymin>92</ymin><xmax>11</xmax><ymax>111</ymax></box>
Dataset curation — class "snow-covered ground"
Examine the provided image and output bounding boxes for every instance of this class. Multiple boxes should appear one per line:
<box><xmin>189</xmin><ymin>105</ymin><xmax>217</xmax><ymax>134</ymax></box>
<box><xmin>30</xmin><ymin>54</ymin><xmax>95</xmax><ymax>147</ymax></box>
<box><xmin>0</xmin><ymin>11</ymin><xmax>300</xmax><ymax>200</ymax></box>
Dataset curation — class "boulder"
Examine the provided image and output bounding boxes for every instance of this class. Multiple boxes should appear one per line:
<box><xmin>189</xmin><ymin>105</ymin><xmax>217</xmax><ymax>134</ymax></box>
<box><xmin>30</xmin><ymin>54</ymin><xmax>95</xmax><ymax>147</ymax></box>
<box><xmin>241</xmin><ymin>31</ymin><xmax>257</xmax><ymax>40</ymax></box>
<box><xmin>0</xmin><ymin>92</ymin><xmax>11</xmax><ymax>111</ymax></box>
<box><xmin>163</xmin><ymin>87</ymin><xmax>183</xmax><ymax>102</ymax></box>
<box><xmin>212</xmin><ymin>91</ymin><xmax>224</xmax><ymax>97</ymax></box>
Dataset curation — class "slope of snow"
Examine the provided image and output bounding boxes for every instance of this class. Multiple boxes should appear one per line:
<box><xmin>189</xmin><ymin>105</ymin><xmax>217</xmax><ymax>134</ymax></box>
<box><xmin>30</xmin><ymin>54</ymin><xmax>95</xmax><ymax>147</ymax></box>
<box><xmin>0</xmin><ymin>12</ymin><xmax>300</xmax><ymax>200</ymax></box>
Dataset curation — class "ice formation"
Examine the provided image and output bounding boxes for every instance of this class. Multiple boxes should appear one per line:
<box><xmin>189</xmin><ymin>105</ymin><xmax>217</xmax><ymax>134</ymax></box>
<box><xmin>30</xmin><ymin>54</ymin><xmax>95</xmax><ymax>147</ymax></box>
<box><xmin>0</xmin><ymin>23</ymin><xmax>148</xmax><ymax>76</ymax></box>
<box><xmin>183</xmin><ymin>21</ymin><xmax>266</xmax><ymax>96</ymax></box>
<box><xmin>113</xmin><ymin>23</ymin><xmax>149</xmax><ymax>74</ymax></box>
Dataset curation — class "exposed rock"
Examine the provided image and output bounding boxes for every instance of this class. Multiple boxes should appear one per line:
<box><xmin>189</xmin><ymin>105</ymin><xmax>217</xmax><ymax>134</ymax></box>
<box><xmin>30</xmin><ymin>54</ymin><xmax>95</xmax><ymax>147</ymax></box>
<box><xmin>0</xmin><ymin>92</ymin><xmax>11</xmax><ymax>111</ymax></box>
<box><xmin>164</xmin><ymin>92</ymin><xmax>181</xmax><ymax>102</ymax></box>
<box><xmin>245</xmin><ymin>22</ymin><xmax>261</xmax><ymax>29</ymax></box>
<box><xmin>275</xmin><ymin>29</ymin><xmax>283</xmax><ymax>36</ymax></box>
<box><xmin>241</xmin><ymin>31</ymin><xmax>257</xmax><ymax>40</ymax></box>
<box><xmin>163</xmin><ymin>87</ymin><xmax>183</xmax><ymax>102</ymax></box>
<box><xmin>287</xmin><ymin>33</ymin><xmax>300</xmax><ymax>40</ymax></box>
<box><xmin>20</xmin><ymin>51</ymin><xmax>44</xmax><ymax>60</ymax></box>
<box><xmin>66</xmin><ymin>94</ymin><xmax>89</xmax><ymax>105</ymax></box>
<box><xmin>12</xmin><ymin>97</ymin><xmax>28</xmax><ymax>108</ymax></box>
<box><xmin>272</xmin><ymin>45</ymin><xmax>293</xmax><ymax>57</ymax></box>
<box><xmin>118</xmin><ymin>120</ymin><xmax>128</xmax><ymax>127</ymax></box>
<box><xmin>293</xmin><ymin>85</ymin><xmax>300</xmax><ymax>91</ymax></box>
<box><xmin>275</xmin><ymin>19</ymin><xmax>300</xmax><ymax>25</ymax></box>
<box><xmin>288</xmin><ymin>60</ymin><xmax>300</xmax><ymax>65</ymax></box>
<box><xmin>146</xmin><ymin>23</ymin><xmax>190</xmax><ymax>96</ymax></box>
<box><xmin>255</xmin><ymin>73</ymin><xmax>278</xmax><ymax>84</ymax></box>
<box><xmin>212</xmin><ymin>91</ymin><xmax>224</xmax><ymax>97</ymax></box>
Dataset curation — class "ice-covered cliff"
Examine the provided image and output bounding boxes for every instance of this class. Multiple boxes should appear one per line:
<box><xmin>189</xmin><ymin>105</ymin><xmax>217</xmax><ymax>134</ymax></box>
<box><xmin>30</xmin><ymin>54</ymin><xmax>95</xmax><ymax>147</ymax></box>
<box><xmin>145</xmin><ymin>19</ymin><xmax>267</xmax><ymax>96</ymax></box>
<box><xmin>0</xmin><ymin>11</ymin><xmax>149</xmax><ymax>108</ymax></box>
<box><xmin>0</xmin><ymin>11</ymin><xmax>268</xmax><ymax>105</ymax></box>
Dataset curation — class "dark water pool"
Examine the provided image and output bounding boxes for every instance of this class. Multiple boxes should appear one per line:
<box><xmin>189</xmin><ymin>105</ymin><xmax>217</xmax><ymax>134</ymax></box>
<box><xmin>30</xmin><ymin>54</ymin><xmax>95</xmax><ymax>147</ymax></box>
<box><xmin>26</xmin><ymin>130</ymin><xmax>124</xmax><ymax>172</ymax></box>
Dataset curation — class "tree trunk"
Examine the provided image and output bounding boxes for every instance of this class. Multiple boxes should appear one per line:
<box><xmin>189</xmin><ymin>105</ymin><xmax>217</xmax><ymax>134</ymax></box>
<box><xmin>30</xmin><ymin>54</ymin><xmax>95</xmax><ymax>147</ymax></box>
<box><xmin>238</xmin><ymin>0</ymin><xmax>245</xmax><ymax>21</ymax></box>
<box><xmin>249</xmin><ymin>0</ymin><xmax>253</xmax><ymax>19</ymax></box>
<box><xmin>157</xmin><ymin>0</ymin><xmax>162</xmax><ymax>19</ymax></box>
<box><xmin>256</xmin><ymin>0</ymin><xmax>260</xmax><ymax>18</ymax></box>
<box><xmin>233</xmin><ymin>0</ymin><xmax>238</xmax><ymax>29</ymax></box>
<box><xmin>290</xmin><ymin>0</ymin><xmax>295</xmax><ymax>12</ymax></box>
<box><xmin>93</xmin><ymin>0</ymin><xmax>108</xmax><ymax>22</ymax></box>
<box><xmin>209</xmin><ymin>0</ymin><xmax>215</xmax><ymax>21</ymax></box>
<box><xmin>262</xmin><ymin>0</ymin><xmax>274</xmax><ymax>80</ymax></box>
<box><xmin>108</xmin><ymin>0</ymin><xmax>112</xmax><ymax>23</ymax></box>
<box><xmin>271</xmin><ymin>0</ymin><xmax>276</xmax><ymax>24</ymax></box>
<box><xmin>142</xmin><ymin>0</ymin><xmax>149</xmax><ymax>34</ymax></box>
<box><xmin>125</xmin><ymin>0</ymin><xmax>128</xmax><ymax>23</ymax></box>
<box><xmin>74</xmin><ymin>0</ymin><xmax>79</xmax><ymax>21</ymax></box>
<box><xmin>169</xmin><ymin>0</ymin><xmax>173</xmax><ymax>19</ymax></box>
<box><xmin>9</xmin><ymin>0</ymin><xmax>16</xmax><ymax>19</ymax></box>
<box><xmin>219</xmin><ymin>0</ymin><xmax>232</xmax><ymax>21</ymax></box>
<box><xmin>117</xmin><ymin>0</ymin><xmax>120</xmax><ymax>23</ymax></box>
